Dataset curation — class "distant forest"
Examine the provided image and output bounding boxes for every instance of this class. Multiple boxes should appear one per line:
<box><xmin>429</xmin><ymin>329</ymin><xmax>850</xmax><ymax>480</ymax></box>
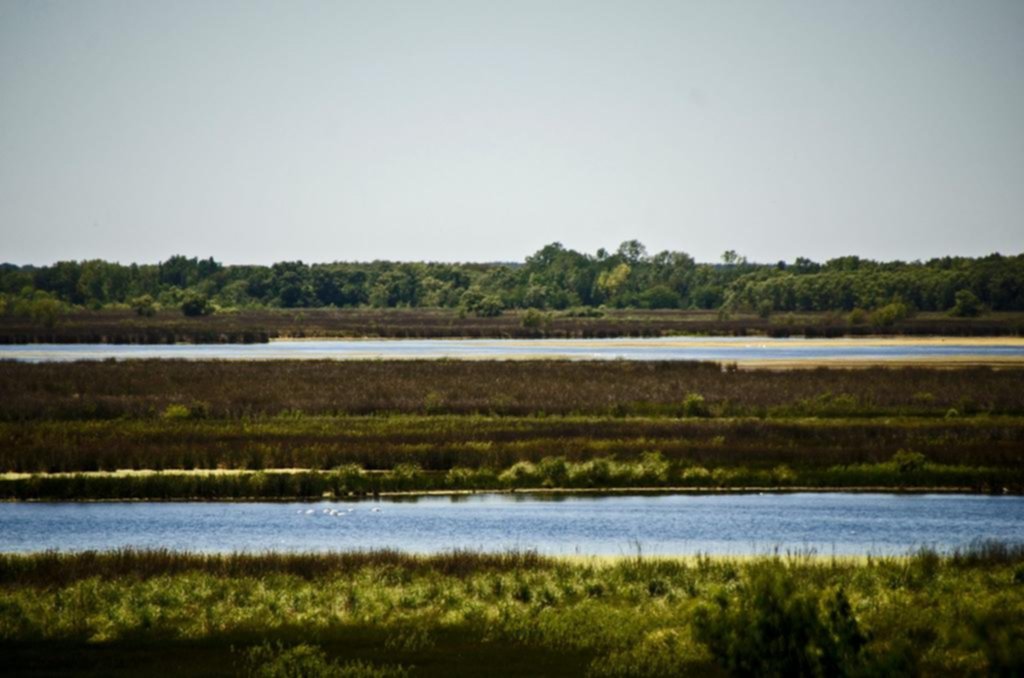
<box><xmin>2</xmin><ymin>242</ymin><xmax>1022</xmax><ymax>319</ymax></box>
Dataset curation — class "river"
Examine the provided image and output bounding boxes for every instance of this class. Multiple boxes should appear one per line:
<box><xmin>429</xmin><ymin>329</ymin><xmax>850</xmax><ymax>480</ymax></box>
<box><xmin>3</xmin><ymin>492</ymin><xmax>1021</xmax><ymax>556</ymax></box>
<box><xmin>2</xmin><ymin>337</ymin><xmax>1023</xmax><ymax>364</ymax></box>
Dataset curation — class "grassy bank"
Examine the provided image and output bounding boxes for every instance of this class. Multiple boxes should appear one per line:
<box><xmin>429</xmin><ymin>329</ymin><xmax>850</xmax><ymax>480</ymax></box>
<box><xmin>3</xmin><ymin>308</ymin><xmax>1024</xmax><ymax>344</ymax></box>
<box><xmin>1</xmin><ymin>451</ymin><xmax>1019</xmax><ymax>500</ymax></box>
<box><xmin>1</xmin><ymin>547</ymin><xmax>1022</xmax><ymax>676</ymax></box>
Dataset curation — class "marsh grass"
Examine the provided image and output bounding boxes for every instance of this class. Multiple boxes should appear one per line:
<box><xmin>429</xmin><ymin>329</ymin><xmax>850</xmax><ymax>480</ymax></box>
<box><xmin>4</xmin><ymin>360</ymin><xmax>1023</xmax><ymax>421</ymax></box>
<box><xmin>4</xmin><ymin>308</ymin><xmax>1021</xmax><ymax>344</ymax></box>
<box><xmin>1</xmin><ymin>546</ymin><xmax>1022</xmax><ymax>676</ymax></box>
<box><xmin>3</xmin><ymin>360</ymin><xmax>1022</xmax><ymax>497</ymax></box>
<box><xmin>2</xmin><ymin>415</ymin><xmax>1022</xmax><ymax>475</ymax></box>
<box><xmin>1</xmin><ymin>453</ymin><xmax>1018</xmax><ymax>500</ymax></box>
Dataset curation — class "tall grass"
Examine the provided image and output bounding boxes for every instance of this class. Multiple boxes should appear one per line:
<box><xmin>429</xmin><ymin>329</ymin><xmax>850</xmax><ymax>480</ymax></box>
<box><xmin>4</xmin><ymin>307</ymin><xmax>1021</xmax><ymax>344</ymax></box>
<box><xmin>1</xmin><ymin>453</ymin><xmax>1018</xmax><ymax>499</ymax></box>
<box><xmin>1</xmin><ymin>547</ymin><xmax>1022</xmax><ymax>675</ymax></box>
<box><xmin>4</xmin><ymin>360</ymin><xmax>1023</xmax><ymax>420</ymax></box>
<box><xmin>2</xmin><ymin>415</ymin><xmax>1021</xmax><ymax>474</ymax></box>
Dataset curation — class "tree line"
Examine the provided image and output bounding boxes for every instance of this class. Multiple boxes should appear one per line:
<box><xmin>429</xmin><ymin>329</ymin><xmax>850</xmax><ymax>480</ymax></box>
<box><xmin>1</xmin><ymin>241</ymin><xmax>1021</xmax><ymax>318</ymax></box>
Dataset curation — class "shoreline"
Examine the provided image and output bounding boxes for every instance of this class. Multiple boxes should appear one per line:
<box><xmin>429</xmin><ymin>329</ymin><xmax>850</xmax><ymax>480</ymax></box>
<box><xmin>0</xmin><ymin>484</ymin><xmax>1010</xmax><ymax>502</ymax></box>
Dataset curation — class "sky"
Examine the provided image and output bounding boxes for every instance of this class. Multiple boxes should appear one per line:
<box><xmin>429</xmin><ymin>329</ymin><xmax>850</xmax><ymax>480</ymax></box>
<box><xmin>1</xmin><ymin>0</ymin><xmax>1022</xmax><ymax>266</ymax></box>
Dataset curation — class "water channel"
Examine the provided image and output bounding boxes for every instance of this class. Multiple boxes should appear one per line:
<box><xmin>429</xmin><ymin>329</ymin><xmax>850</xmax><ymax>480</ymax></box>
<box><xmin>3</xmin><ymin>493</ymin><xmax>1021</xmax><ymax>556</ymax></box>
<box><xmin>2</xmin><ymin>336</ymin><xmax>1023</xmax><ymax>364</ymax></box>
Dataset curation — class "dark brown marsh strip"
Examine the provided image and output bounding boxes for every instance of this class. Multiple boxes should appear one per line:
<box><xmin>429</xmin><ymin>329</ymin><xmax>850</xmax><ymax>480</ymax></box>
<box><xmin>3</xmin><ymin>359</ymin><xmax>1024</xmax><ymax>420</ymax></box>
<box><xmin>2</xmin><ymin>416</ymin><xmax>1023</xmax><ymax>473</ymax></box>
<box><xmin>4</xmin><ymin>308</ymin><xmax>1023</xmax><ymax>344</ymax></box>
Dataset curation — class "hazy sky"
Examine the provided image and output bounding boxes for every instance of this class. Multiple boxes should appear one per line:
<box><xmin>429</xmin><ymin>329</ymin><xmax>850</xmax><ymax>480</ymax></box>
<box><xmin>2</xmin><ymin>0</ymin><xmax>1022</xmax><ymax>265</ymax></box>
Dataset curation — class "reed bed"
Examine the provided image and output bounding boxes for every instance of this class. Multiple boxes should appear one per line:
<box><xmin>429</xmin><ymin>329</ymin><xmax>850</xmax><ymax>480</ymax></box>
<box><xmin>4</xmin><ymin>308</ymin><xmax>1022</xmax><ymax>344</ymax></box>
<box><xmin>4</xmin><ymin>360</ymin><xmax>1023</xmax><ymax>496</ymax></box>
<box><xmin>2</xmin><ymin>416</ymin><xmax>1022</xmax><ymax>475</ymax></box>
<box><xmin>1</xmin><ymin>547</ymin><xmax>1021</xmax><ymax>676</ymax></box>
<box><xmin>3</xmin><ymin>360</ymin><xmax>1023</xmax><ymax>421</ymax></box>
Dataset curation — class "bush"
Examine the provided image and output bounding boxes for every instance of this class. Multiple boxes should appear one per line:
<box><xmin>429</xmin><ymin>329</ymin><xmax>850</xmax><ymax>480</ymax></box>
<box><xmin>181</xmin><ymin>293</ymin><xmax>213</xmax><ymax>317</ymax></box>
<box><xmin>460</xmin><ymin>290</ymin><xmax>503</xmax><ymax>317</ymax></box>
<box><xmin>161</xmin><ymin>402</ymin><xmax>208</xmax><ymax>420</ymax></box>
<box><xmin>847</xmin><ymin>308</ymin><xmax>868</xmax><ymax>326</ymax></box>
<box><xmin>520</xmin><ymin>308</ymin><xmax>550</xmax><ymax>330</ymax></box>
<box><xmin>241</xmin><ymin>642</ymin><xmax>407</xmax><ymax>678</ymax></box>
<box><xmin>640</xmin><ymin>285</ymin><xmax>682</xmax><ymax>309</ymax></box>
<box><xmin>537</xmin><ymin>456</ymin><xmax>569</xmax><ymax>487</ymax></box>
<box><xmin>561</xmin><ymin>307</ymin><xmax>605</xmax><ymax>318</ymax></box>
<box><xmin>693</xmin><ymin>567</ymin><xmax>868</xmax><ymax>676</ymax></box>
<box><xmin>950</xmin><ymin>289</ymin><xmax>983</xmax><ymax>318</ymax></box>
<box><xmin>892</xmin><ymin>449</ymin><xmax>927</xmax><ymax>474</ymax></box>
<box><xmin>682</xmin><ymin>393</ymin><xmax>710</xmax><ymax>418</ymax></box>
<box><xmin>870</xmin><ymin>301</ymin><xmax>910</xmax><ymax>328</ymax></box>
<box><xmin>499</xmin><ymin>461</ymin><xmax>539</xmax><ymax>487</ymax></box>
<box><xmin>473</xmin><ymin>295</ymin><xmax>504</xmax><ymax>317</ymax></box>
<box><xmin>130</xmin><ymin>294</ymin><xmax>156</xmax><ymax>317</ymax></box>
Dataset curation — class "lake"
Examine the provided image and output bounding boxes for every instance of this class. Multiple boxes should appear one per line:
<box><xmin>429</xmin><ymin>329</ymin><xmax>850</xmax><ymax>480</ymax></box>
<box><xmin>2</xmin><ymin>336</ymin><xmax>1024</xmax><ymax>364</ymax></box>
<box><xmin>3</xmin><ymin>493</ymin><xmax>1021</xmax><ymax>556</ymax></box>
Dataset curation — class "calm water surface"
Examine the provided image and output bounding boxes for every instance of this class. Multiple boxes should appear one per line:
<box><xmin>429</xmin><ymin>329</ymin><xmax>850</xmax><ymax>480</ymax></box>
<box><xmin>2</xmin><ymin>337</ymin><xmax>1024</xmax><ymax>363</ymax></box>
<box><xmin>2</xmin><ymin>493</ymin><xmax>1021</xmax><ymax>556</ymax></box>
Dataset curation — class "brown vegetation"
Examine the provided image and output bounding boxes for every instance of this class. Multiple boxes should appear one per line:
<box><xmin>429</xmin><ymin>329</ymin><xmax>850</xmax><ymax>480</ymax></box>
<box><xmin>2</xmin><ymin>307</ymin><xmax>1022</xmax><ymax>343</ymax></box>
<box><xmin>3</xmin><ymin>359</ymin><xmax>1023</xmax><ymax>420</ymax></box>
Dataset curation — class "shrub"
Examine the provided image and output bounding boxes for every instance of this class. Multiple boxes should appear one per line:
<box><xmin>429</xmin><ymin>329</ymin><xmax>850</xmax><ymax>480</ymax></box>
<box><xmin>161</xmin><ymin>401</ymin><xmax>209</xmax><ymax>420</ymax></box>
<box><xmin>499</xmin><ymin>461</ymin><xmax>539</xmax><ymax>487</ymax></box>
<box><xmin>241</xmin><ymin>642</ymin><xmax>407</xmax><ymax>678</ymax></box>
<box><xmin>771</xmin><ymin>465</ymin><xmax>797</xmax><ymax>485</ymax></box>
<box><xmin>181</xmin><ymin>293</ymin><xmax>213</xmax><ymax>317</ymax></box>
<box><xmin>130</xmin><ymin>295</ymin><xmax>156</xmax><ymax>317</ymax></box>
<box><xmin>21</xmin><ymin>295</ymin><xmax>65</xmax><ymax>329</ymax></box>
<box><xmin>474</xmin><ymin>295</ymin><xmax>504</xmax><ymax>317</ymax></box>
<box><xmin>444</xmin><ymin>467</ymin><xmax>476</xmax><ymax>489</ymax></box>
<box><xmin>590</xmin><ymin>628</ymin><xmax>712</xmax><ymax>677</ymax></box>
<box><xmin>422</xmin><ymin>390</ymin><xmax>444</xmax><ymax>414</ymax></box>
<box><xmin>636</xmin><ymin>451</ymin><xmax>670</xmax><ymax>484</ymax></box>
<box><xmin>640</xmin><ymin>285</ymin><xmax>682</xmax><ymax>310</ymax></box>
<box><xmin>561</xmin><ymin>307</ymin><xmax>605</xmax><ymax>318</ymax></box>
<box><xmin>870</xmin><ymin>301</ymin><xmax>910</xmax><ymax>328</ymax></box>
<box><xmin>682</xmin><ymin>466</ymin><xmax>712</xmax><ymax>484</ymax></box>
<box><xmin>460</xmin><ymin>290</ymin><xmax>503</xmax><ymax>317</ymax></box>
<box><xmin>848</xmin><ymin>308</ymin><xmax>868</xmax><ymax>325</ymax></box>
<box><xmin>950</xmin><ymin>290</ymin><xmax>983</xmax><ymax>318</ymax></box>
<box><xmin>389</xmin><ymin>463</ymin><xmax>423</xmax><ymax>490</ymax></box>
<box><xmin>682</xmin><ymin>393</ymin><xmax>710</xmax><ymax>418</ymax></box>
<box><xmin>892</xmin><ymin>449</ymin><xmax>927</xmax><ymax>474</ymax></box>
<box><xmin>537</xmin><ymin>456</ymin><xmax>569</xmax><ymax>487</ymax></box>
<box><xmin>693</xmin><ymin>567</ymin><xmax>868</xmax><ymax>677</ymax></box>
<box><xmin>161</xmin><ymin>404</ymin><xmax>192</xmax><ymax>420</ymax></box>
